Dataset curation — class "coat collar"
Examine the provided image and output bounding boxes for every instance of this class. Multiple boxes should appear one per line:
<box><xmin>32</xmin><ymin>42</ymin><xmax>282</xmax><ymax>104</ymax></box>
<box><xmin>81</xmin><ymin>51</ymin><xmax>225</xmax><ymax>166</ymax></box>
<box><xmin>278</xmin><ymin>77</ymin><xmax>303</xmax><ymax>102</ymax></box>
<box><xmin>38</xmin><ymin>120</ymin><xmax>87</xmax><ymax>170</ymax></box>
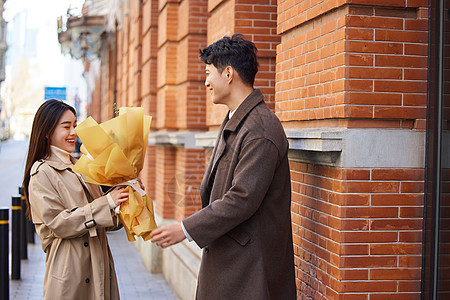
<box><xmin>224</xmin><ymin>88</ymin><xmax>264</xmax><ymax>132</ymax></box>
<box><xmin>43</xmin><ymin>153</ymin><xmax>77</xmax><ymax>171</ymax></box>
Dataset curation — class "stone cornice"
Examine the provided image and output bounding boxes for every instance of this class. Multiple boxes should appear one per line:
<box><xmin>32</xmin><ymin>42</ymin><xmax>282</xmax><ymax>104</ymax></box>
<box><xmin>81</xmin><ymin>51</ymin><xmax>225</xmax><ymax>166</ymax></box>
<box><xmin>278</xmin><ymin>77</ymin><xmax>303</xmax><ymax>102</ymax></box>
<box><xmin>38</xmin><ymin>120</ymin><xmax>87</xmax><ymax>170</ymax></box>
<box><xmin>148</xmin><ymin>131</ymin><xmax>203</xmax><ymax>149</ymax></box>
<box><xmin>151</xmin><ymin>129</ymin><xmax>426</xmax><ymax>169</ymax></box>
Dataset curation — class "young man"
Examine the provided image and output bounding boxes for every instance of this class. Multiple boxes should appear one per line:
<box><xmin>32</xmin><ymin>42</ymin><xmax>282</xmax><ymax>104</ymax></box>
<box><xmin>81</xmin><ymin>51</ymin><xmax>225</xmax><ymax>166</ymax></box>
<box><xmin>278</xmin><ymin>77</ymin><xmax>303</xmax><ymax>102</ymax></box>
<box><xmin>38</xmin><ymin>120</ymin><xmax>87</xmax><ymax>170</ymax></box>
<box><xmin>150</xmin><ymin>34</ymin><xmax>296</xmax><ymax>299</ymax></box>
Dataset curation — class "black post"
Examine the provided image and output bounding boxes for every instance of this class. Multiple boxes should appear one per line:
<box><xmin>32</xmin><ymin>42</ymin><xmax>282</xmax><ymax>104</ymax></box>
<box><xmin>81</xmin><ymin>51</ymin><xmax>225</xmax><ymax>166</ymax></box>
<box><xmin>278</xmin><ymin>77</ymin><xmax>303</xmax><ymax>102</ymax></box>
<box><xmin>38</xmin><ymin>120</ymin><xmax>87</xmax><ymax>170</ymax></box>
<box><xmin>19</xmin><ymin>186</ymin><xmax>35</xmax><ymax>244</ymax></box>
<box><xmin>0</xmin><ymin>208</ymin><xmax>9</xmax><ymax>299</ymax></box>
<box><xmin>11</xmin><ymin>195</ymin><xmax>21</xmax><ymax>280</ymax></box>
<box><xmin>19</xmin><ymin>188</ymin><xmax>27</xmax><ymax>260</ymax></box>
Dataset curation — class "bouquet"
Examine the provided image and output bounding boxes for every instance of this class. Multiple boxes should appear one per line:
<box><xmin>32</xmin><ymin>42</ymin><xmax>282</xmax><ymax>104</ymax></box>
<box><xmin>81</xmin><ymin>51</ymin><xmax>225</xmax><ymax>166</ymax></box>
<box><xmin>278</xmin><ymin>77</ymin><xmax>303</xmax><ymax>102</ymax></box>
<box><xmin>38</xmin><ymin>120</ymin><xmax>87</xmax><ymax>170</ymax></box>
<box><xmin>73</xmin><ymin>107</ymin><xmax>157</xmax><ymax>241</ymax></box>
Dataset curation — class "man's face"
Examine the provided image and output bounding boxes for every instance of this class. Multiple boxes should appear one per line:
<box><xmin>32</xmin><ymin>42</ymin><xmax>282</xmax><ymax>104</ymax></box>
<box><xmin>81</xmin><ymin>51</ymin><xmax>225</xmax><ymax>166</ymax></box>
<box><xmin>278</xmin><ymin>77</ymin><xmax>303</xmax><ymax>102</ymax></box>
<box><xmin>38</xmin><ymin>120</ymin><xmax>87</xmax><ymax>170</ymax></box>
<box><xmin>204</xmin><ymin>64</ymin><xmax>230</xmax><ymax>106</ymax></box>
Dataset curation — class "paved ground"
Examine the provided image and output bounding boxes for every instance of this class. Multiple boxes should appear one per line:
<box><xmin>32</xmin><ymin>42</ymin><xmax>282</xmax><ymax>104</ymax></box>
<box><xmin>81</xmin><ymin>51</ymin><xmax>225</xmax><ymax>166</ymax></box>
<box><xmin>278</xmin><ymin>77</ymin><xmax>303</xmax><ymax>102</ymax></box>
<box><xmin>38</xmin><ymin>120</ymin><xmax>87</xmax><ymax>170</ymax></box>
<box><xmin>9</xmin><ymin>229</ymin><xmax>178</xmax><ymax>300</ymax></box>
<box><xmin>1</xmin><ymin>139</ymin><xmax>178</xmax><ymax>300</ymax></box>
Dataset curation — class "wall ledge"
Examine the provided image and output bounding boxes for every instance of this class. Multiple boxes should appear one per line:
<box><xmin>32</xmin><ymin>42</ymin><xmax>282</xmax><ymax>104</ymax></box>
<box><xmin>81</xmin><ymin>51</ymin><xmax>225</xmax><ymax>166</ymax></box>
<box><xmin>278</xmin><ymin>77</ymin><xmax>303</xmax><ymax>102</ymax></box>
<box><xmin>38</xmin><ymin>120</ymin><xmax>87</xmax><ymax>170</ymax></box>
<box><xmin>156</xmin><ymin>128</ymin><xmax>426</xmax><ymax>169</ymax></box>
<box><xmin>194</xmin><ymin>128</ymin><xmax>426</xmax><ymax>169</ymax></box>
<box><xmin>287</xmin><ymin>128</ymin><xmax>426</xmax><ymax>168</ymax></box>
<box><xmin>149</xmin><ymin>131</ymin><xmax>203</xmax><ymax>149</ymax></box>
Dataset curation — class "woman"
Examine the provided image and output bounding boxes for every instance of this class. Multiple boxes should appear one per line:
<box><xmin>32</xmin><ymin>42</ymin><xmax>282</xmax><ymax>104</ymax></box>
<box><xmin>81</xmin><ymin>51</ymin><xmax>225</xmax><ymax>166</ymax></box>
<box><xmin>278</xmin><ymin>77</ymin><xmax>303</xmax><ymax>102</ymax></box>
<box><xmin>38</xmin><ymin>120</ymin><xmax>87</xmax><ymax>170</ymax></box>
<box><xmin>23</xmin><ymin>99</ymin><xmax>128</xmax><ymax>300</ymax></box>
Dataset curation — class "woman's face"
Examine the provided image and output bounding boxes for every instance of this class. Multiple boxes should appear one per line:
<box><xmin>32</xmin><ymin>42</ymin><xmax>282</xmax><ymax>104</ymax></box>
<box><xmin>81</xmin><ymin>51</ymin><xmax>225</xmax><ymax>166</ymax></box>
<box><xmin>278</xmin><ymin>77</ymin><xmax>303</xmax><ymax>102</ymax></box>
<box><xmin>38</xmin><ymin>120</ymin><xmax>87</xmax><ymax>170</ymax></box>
<box><xmin>49</xmin><ymin>109</ymin><xmax>77</xmax><ymax>153</ymax></box>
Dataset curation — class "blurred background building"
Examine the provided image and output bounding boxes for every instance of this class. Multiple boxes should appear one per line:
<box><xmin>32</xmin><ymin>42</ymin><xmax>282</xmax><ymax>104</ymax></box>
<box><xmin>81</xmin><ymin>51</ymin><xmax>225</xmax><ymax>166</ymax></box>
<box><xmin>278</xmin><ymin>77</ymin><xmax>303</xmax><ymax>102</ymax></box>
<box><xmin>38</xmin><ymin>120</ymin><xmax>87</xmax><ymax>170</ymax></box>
<box><xmin>0</xmin><ymin>0</ymin><xmax>7</xmax><ymax>140</ymax></box>
<box><xmin>51</xmin><ymin>0</ymin><xmax>446</xmax><ymax>299</ymax></box>
<box><xmin>3</xmin><ymin>0</ymin><xmax>87</xmax><ymax>140</ymax></box>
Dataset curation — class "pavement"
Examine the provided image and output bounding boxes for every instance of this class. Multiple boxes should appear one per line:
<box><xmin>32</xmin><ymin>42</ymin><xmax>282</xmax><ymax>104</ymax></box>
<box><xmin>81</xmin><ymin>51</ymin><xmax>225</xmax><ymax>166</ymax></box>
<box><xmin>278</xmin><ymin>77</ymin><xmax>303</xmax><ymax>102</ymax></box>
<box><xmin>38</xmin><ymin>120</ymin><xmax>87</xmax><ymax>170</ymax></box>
<box><xmin>1</xmin><ymin>139</ymin><xmax>179</xmax><ymax>300</ymax></box>
<box><xmin>9</xmin><ymin>229</ymin><xmax>179</xmax><ymax>300</ymax></box>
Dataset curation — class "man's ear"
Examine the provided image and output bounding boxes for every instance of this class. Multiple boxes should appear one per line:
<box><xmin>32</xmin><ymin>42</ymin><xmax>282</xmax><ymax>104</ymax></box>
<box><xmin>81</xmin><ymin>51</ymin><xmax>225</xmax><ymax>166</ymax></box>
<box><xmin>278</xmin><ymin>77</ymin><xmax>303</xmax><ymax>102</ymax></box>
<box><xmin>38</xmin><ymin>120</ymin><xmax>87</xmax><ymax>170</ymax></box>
<box><xmin>225</xmin><ymin>66</ymin><xmax>233</xmax><ymax>83</ymax></box>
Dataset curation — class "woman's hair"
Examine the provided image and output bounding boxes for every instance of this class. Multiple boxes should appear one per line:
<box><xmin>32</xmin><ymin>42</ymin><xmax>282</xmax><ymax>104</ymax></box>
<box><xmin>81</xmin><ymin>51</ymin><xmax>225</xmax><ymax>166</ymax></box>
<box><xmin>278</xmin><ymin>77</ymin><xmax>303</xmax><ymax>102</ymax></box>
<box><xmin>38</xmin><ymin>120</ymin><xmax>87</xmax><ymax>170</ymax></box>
<box><xmin>199</xmin><ymin>33</ymin><xmax>259</xmax><ymax>86</ymax></box>
<box><xmin>22</xmin><ymin>99</ymin><xmax>76</xmax><ymax>219</ymax></box>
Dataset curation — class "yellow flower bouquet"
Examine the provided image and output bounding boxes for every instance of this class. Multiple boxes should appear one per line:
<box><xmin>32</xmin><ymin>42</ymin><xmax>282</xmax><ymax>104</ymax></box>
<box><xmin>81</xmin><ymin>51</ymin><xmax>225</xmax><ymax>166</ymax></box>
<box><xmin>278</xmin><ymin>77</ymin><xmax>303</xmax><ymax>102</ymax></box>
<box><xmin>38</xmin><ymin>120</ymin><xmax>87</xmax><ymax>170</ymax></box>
<box><xmin>72</xmin><ymin>107</ymin><xmax>157</xmax><ymax>241</ymax></box>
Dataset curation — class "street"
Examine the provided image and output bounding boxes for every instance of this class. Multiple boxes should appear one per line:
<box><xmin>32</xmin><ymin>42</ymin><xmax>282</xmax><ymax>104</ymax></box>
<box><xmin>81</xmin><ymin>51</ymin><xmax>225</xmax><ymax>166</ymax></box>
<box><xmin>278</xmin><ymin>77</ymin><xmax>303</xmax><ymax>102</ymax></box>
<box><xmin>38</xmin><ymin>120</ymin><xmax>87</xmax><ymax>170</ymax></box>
<box><xmin>0</xmin><ymin>139</ymin><xmax>29</xmax><ymax>211</ymax></box>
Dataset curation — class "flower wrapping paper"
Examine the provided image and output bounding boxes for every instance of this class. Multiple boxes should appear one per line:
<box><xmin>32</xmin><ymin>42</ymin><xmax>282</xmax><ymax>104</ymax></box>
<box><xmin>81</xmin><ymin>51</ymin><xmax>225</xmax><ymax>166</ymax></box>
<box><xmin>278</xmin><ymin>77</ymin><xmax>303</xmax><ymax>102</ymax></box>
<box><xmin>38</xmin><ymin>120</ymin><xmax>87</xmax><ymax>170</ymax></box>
<box><xmin>72</xmin><ymin>107</ymin><xmax>157</xmax><ymax>241</ymax></box>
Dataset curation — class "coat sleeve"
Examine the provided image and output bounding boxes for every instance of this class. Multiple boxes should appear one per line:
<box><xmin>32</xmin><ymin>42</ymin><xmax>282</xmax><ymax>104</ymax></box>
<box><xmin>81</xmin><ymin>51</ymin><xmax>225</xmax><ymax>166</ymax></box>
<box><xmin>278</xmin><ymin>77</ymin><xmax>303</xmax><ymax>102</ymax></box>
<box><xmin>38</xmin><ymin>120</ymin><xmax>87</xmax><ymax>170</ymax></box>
<box><xmin>29</xmin><ymin>166</ymin><xmax>115</xmax><ymax>239</ymax></box>
<box><xmin>86</xmin><ymin>182</ymin><xmax>123</xmax><ymax>232</ymax></box>
<box><xmin>183</xmin><ymin>137</ymin><xmax>281</xmax><ymax>248</ymax></box>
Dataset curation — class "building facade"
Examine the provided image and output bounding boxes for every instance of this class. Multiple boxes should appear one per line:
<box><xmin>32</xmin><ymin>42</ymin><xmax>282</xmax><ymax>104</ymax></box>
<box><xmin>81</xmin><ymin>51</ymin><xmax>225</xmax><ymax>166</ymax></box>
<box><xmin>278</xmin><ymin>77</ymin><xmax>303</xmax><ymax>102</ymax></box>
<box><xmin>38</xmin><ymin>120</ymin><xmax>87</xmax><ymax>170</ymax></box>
<box><xmin>0</xmin><ymin>0</ymin><xmax>7</xmax><ymax>140</ymax></box>
<box><xmin>59</xmin><ymin>0</ymin><xmax>448</xmax><ymax>299</ymax></box>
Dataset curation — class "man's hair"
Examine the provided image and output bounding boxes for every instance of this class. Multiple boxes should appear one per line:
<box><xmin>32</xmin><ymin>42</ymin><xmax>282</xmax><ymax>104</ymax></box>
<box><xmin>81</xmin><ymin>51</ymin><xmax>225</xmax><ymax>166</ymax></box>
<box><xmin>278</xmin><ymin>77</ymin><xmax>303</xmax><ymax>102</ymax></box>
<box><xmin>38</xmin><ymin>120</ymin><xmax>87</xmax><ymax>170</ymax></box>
<box><xmin>199</xmin><ymin>33</ymin><xmax>258</xmax><ymax>86</ymax></box>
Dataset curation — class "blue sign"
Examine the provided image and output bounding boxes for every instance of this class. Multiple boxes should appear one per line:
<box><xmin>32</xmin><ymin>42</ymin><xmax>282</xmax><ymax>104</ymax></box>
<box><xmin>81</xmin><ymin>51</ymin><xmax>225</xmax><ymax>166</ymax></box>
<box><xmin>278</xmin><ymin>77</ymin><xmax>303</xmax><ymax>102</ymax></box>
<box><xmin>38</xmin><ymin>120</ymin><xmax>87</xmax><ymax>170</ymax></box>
<box><xmin>44</xmin><ymin>87</ymin><xmax>66</xmax><ymax>100</ymax></box>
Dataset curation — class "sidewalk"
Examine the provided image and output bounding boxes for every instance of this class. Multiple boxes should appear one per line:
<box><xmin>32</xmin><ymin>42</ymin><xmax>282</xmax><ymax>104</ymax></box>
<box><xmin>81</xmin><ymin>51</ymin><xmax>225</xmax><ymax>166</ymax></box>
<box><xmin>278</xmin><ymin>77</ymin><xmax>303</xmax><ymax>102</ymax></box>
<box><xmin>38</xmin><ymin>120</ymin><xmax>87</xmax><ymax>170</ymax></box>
<box><xmin>10</xmin><ymin>228</ymin><xmax>178</xmax><ymax>300</ymax></box>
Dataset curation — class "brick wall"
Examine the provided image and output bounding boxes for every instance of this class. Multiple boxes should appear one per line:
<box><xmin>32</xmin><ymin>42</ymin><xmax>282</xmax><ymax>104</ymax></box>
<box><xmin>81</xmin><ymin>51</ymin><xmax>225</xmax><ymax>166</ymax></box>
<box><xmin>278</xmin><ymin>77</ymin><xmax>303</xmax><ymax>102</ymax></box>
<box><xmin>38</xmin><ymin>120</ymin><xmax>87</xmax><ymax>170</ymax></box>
<box><xmin>156</xmin><ymin>0</ymin><xmax>178</xmax><ymax>129</ymax></box>
<box><xmin>156</xmin><ymin>146</ymin><xmax>176</xmax><ymax>219</ymax></box>
<box><xmin>176</xmin><ymin>0</ymin><xmax>208</xmax><ymax>130</ymax></box>
<box><xmin>278</xmin><ymin>0</ymin><xmax>428</xmax><ymax>298</ymax></box>
<box><xmin>152</xmin><ymin>0</ymin><xmax>209</xmax><ymax>220</ymax></box>
<box><xmin>291</xmin><ymin>163</ymin><xmax>424</xmax><ymax>298</ymax></box>
<box><xmin>277</xmin><ymin>2</ymin><xmax>427</xmax><ymax>129</ymax></box>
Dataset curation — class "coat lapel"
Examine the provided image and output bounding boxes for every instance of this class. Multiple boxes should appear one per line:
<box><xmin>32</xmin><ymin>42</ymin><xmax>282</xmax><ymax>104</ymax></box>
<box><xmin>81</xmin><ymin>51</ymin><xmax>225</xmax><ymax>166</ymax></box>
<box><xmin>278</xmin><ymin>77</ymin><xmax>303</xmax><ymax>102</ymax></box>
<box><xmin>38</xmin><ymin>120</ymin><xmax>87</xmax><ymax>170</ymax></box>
<box><xmin>205</xmin><ymin>114</ymin><xmax>229</xmax><ymax>196</ymax></box>
<box><xmin>204</xmin><ymin>89</ymin><xmax>265</xmax><ymax>201</ymax></box>
<box><xmin>44</xmin><ymin>155</ymin><xmax>97</xmax><ymax>202</ymax></box>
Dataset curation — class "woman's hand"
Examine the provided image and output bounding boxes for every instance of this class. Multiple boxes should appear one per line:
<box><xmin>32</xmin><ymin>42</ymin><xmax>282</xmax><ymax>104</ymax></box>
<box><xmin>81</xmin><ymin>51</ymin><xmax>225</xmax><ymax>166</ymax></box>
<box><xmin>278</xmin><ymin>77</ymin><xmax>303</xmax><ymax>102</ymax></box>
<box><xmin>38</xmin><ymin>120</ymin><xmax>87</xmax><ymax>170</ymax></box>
<box><xmin>108</xmin><ymin>186</ymin><xmax>128</xmax><ymax>206</ymax></box>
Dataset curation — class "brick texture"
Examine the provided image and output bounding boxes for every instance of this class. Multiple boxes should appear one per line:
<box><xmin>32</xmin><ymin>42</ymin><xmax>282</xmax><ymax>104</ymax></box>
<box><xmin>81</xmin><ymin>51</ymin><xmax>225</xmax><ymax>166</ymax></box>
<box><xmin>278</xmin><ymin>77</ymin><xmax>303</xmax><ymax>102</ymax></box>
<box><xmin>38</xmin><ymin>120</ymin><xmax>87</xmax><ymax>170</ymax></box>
<box><xmin>276</xmin><ymin>3</ymin><xmax>428</xmax><ymax>130</ymax></box>
<box><xmin>291</xmin><ymin>162</ymin><xmax>424</xmax><ymax>298</ymax></box>
<box><xmin>155</xmin><ymin>146</ymin><xmax>176</xmax><ymax>219</ymax></box>
<box><xmin>154</xmin><ymin>0</ymin><xmax>208</xmax><ymax>217</ymax></box>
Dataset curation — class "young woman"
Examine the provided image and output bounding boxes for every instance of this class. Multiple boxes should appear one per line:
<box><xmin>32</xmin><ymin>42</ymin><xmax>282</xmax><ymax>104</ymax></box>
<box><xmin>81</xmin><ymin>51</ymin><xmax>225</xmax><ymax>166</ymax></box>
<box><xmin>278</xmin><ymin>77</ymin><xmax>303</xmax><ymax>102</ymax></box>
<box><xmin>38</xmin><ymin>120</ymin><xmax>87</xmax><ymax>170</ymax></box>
<box><xmin>23</xmin><ymin>99</ymin><xmax>128</xmax><ymax>300</ymax></box>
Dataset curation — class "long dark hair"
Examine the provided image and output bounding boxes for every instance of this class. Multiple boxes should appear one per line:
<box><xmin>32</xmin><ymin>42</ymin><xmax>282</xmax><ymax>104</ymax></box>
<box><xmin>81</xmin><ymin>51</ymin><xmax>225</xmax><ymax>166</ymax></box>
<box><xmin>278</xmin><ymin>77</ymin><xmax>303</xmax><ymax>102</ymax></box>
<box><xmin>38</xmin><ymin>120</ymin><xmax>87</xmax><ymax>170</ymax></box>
<box><xmin>22</xmin><ymin>99</ymin><xmax>76</xmax><ymax>219</ymax></box>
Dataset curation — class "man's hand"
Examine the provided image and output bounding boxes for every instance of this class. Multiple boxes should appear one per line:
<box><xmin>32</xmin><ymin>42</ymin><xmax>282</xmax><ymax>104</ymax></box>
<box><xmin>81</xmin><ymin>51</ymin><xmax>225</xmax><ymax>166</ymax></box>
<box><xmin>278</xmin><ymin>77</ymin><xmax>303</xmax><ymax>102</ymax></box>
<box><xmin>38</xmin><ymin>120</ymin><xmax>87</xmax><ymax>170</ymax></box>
<box><xmin>150</xmin><ymin>223</ymin><xmax>186</xmax><ymax>248</ymax></box>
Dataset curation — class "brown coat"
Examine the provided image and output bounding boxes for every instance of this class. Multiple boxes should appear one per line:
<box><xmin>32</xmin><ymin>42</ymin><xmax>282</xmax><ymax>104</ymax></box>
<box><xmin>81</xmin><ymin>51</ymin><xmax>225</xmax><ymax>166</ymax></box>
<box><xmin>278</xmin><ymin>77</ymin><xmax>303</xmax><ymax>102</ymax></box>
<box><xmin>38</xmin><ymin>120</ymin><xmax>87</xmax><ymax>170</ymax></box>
<box><xmin>183</xmin><ymin>89</ymin><xmax>296</xmax><ymax>299</ymax></box>
<box><xmin>28</xmin><ymin>153</ymin><xmax>121</xmax><ymax>300</ymax></box>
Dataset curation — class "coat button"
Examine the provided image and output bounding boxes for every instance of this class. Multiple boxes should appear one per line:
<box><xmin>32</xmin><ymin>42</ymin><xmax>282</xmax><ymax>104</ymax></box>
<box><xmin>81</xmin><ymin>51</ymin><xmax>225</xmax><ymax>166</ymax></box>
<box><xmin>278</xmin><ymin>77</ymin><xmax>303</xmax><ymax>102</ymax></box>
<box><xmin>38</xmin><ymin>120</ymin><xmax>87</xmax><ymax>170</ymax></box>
<box><xmin>204</xmin><ymin>247</ymin><xmax>209</xmax><ymax>253</ymax></box>
<box><xmin>84</xmin><ymin>242</ymin><xmax>89</xmax><ymax>247</ymax></box>
<box><xmin>85</xmin><ymin>278</ymin><xmax>90</xmax><ymax>283</ymax></box>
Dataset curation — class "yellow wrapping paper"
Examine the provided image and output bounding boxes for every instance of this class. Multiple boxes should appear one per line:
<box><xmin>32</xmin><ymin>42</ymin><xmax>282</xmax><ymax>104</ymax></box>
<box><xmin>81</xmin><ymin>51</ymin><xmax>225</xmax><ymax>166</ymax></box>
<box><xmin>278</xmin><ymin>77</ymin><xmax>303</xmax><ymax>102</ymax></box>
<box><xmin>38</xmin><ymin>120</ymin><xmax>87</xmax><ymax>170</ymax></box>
<box><xmin>72</xmin><ymin>107</ymin><xmax>157</xmax><ymax>241</ymax></box>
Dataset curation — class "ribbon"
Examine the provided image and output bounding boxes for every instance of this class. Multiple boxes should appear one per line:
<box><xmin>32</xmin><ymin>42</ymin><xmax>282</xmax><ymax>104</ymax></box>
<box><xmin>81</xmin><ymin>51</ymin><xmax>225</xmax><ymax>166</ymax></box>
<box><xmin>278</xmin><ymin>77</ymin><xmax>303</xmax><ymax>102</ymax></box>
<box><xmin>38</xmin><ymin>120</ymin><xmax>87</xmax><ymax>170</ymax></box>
<box><xmin>114</xmin><ymin>179</ymin><xmax>146</xmax><ymax>214</ymax></box>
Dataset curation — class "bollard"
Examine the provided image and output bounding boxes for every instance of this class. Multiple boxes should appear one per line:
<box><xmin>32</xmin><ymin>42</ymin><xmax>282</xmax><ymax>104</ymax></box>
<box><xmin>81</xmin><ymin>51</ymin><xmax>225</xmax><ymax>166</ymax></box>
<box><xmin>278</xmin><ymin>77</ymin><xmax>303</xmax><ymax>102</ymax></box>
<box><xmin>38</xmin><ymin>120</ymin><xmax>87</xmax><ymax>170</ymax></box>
<box><xmin>27</xmin><ymin>216</ymin><xmax>36</xmax><ymax>244</ymax></box>
<box><xmin>0</xmin><ymin>208</ymin><xmax>9</xmax><ymax>300</ymax></box>
<box><xmin>19</xmin><ymin>186</ymin><xmax>34</xmax><ymax>244</ymax></box>
<box><xmin>18</xmin><ymin>188</ymin><xmax>28</xmax><ymax>259</ymax></box>
<box><xmin>11</xmin><ymin>195</ymin><xmax>21</xmax><ymax>280</ymax></box>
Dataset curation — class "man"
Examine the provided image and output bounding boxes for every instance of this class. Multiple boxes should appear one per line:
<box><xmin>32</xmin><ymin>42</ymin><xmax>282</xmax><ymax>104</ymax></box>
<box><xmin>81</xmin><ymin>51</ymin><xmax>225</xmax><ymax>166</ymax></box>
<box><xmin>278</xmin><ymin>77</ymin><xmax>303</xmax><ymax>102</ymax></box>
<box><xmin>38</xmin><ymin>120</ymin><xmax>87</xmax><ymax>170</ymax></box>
<box><xmin>150</xmin><ymin>34</ymin><xmax>296</xmax><ymax>299</ymax></box>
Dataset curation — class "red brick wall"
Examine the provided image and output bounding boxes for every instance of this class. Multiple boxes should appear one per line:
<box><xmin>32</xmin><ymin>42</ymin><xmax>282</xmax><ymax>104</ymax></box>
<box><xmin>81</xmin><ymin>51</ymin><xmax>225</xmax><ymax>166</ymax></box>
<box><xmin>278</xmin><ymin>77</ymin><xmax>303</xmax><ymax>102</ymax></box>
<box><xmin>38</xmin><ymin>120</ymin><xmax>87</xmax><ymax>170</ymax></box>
<box><xmin>277</xmin><ymin>1</ymin><xmax>428</xmax><ymax>130</ymax></box>
<box><xmin>140</xmin><ymin>0</ymin><xmax>159</xmax><ymax>210</ymax></box>
<box><xmin>278</xmin><ymin>0</ymin><xmax>428</xmax><ymax>298</ymax></box>
<box><xmin>141</xmin><ymin>145</ymin><xmax>157</xmax><ymax>200</ymax></box>
<box><xmin>176</xmin><ymin>0</ymin><xmax>208</xmax><ymax>130</ymax></box>
<box><xmin>156</xmin><ymin>0</ymin><xmax>178</xmax><ymax>129</ymax></box>
<box><xmin>88</xmin><ymin>75</ymin><xmax>101</xmax><ymax>122</ymax></box>
<box><xmin>156</xmin><ymin>146</ymin><xmax>176</xmax><ymax>219</ymax></box>
<box><xmin>291</xmin><ymin>163</ymin><xmax>424</xmax><ymax>298</ymax></box>
<box><xmin>154</xmin><ymin>0</ymin><xmax>208</xmax><ymax>219</ymax></box>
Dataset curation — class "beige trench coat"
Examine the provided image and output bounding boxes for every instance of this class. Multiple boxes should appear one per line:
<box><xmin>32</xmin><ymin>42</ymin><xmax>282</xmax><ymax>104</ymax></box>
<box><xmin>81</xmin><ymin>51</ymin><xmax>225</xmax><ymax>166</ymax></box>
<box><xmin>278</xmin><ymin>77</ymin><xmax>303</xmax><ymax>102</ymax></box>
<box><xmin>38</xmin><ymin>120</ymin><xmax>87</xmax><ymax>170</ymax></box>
<box><xmin>28</xmin><ymin>153</ymin><xmax>121</xmax><ymax>300</ymax></box>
